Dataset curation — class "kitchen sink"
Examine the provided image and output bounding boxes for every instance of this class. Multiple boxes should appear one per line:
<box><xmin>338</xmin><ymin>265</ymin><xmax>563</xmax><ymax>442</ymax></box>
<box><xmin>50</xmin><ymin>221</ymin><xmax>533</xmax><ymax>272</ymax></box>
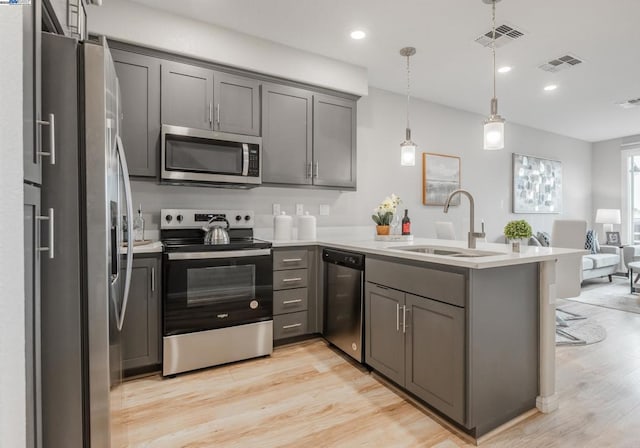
<box><xmin>391</xmin><ymin>245</ymin><xmax>502</xmax><ymax>258</ymax></box>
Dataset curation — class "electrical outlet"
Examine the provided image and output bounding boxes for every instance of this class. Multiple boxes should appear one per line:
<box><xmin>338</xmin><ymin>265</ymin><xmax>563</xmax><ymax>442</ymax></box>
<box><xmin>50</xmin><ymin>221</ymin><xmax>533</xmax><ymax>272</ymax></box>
<box><xmin>272</xmin><ymin>203</ymin><xmax>281</xmax><ymax>215</ymax></box>
<box><xmin>319</xmin><ymin>204</ymin><xmax>330</xmax><ymax>216</ymax></box>
<box><xmin>295</xmin><ymin>204</ymin><xmax>304</xmax><ymax>216</ymax></box>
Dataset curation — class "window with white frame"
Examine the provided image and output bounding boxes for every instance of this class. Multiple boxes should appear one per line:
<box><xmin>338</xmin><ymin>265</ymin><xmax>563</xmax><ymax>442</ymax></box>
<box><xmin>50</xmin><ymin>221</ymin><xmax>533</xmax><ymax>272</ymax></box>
<box><xmin>622</xmin><ymin>146</ymin><xmax>640</xmax><ymax>244</ymax></box>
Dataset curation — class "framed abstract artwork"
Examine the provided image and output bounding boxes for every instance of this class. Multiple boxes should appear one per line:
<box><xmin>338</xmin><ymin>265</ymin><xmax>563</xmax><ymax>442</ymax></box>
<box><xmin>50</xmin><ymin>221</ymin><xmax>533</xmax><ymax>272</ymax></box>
<box><xmin>422</xmin><ymin>153</ymin><xmax>461</xmax><ymax>206</ymax></box>
<box><xmin>512</xmin><ymin>153</ymin><xmax>562</xmax><ymax>213</ymax></box>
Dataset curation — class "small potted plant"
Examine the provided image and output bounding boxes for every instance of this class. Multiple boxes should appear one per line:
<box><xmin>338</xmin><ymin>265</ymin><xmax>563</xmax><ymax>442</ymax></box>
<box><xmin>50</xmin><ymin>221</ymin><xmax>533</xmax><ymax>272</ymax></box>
<box><xmin>372</xmin><ymin>194</ymin><xmax>402</xmax><ymax>235</ymax></box>
<box><xmin>503</xmin><ymin>219</ymin><xmax>532</xmax><ymax>253</ymax></box>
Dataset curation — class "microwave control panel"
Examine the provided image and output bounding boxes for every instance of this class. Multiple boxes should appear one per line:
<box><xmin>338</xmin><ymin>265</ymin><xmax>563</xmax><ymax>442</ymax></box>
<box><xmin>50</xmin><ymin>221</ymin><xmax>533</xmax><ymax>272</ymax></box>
<box><xmin>248</xmin><ymin>147</ymin><xmax>260</xmax><ymax>177</ymax></box>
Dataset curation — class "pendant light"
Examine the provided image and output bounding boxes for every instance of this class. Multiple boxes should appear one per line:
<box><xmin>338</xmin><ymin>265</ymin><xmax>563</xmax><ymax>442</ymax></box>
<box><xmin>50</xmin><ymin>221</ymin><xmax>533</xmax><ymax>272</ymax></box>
<box><xmin>483</xmin><ymin>0</ymin><xmax>505</xmax><ymax>150</ymax></box>
<box><xmin>399</xmin><ymin>47</ymin><xmax>417</xmax><ymax>166</ymax></box>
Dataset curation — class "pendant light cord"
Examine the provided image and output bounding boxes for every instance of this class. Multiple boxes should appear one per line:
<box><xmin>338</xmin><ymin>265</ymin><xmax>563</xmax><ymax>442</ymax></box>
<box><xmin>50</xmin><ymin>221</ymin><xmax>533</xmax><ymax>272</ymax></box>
<box><xmin>491</xmin><ymin>0</ymin><xmax>497</xmax><ymax>100</ymax></box>
<box><xmin>406</xmin><ymin>53</ymin><xmax>411</xmax><ymax>130</ymax></box>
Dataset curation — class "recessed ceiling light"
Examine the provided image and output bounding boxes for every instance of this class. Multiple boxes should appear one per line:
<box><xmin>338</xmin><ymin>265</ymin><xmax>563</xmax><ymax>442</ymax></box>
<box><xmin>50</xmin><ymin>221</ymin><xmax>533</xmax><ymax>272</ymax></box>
<box><xmin>543</xmin><ymin>84</ymin><xmax>558</xmax><ymax>91</ymax></box>
<box><xmin>350</xmin><ymin>30</ymin><xmax>366</xmax><ymax>40</ymax></box>
<box><xmin>497</xmin><ymin>66</ymin><xmax>512</xmax><ymax>73</ymax></box>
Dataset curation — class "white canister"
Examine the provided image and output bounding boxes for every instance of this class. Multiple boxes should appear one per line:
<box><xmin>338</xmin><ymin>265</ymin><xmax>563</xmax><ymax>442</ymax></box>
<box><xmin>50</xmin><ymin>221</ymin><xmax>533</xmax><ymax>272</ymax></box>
<box><xmin>273</xmin><ymin>211</ymin><xmax>293</xmax><ymax>241</ymax></box>
<box><xmin>297</xmin><ymin>212</ymin><xmax>317</xmax><ymax>240</ymax></box>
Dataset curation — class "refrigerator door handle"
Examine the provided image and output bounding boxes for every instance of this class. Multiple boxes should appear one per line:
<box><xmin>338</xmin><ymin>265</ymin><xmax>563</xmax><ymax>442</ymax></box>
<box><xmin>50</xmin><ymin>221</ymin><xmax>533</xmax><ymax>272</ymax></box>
<box><xmin>116</xmin><ymin>135</ymin><xmax>134</xmax><ymax>331</ymax></box>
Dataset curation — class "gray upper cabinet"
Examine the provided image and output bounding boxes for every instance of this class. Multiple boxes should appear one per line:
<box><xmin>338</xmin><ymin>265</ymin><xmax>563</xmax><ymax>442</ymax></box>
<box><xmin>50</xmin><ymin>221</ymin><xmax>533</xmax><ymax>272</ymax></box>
<box><xmin>23</xmin><ymin>0</ymin><xmax>42</xmax><ymax>185</ymax></box>
<box><xmin>161</xmin><ymin>60</ymin><xmax>214</xmax><ymax>130</ymax></box>
<box><xmin>213</xmin><ymin>72</ymin><xmax>260</xmax><ymax>136</ymax></box>
<box><xmin>404</xmin><ymin>293</ymin><xmax>465</xmax><ymax>424</ymax></box>
<box><xmin>43</xmin><ymin>0</ymin><xmax>87</xmax><ymax>39</ymax></box>
<box><xmin>122</xmin><ymin>255</ymin><xmax>161</xmax><ymax>373</ymax></box>
<box><xmin>262</xmin><ymin>83</ymin><xmax>313</xmax><ymax>185</ymax></box>
<box><xmin>112</xmin><ymin>49</ymin><xmax>161</xmax><ymax>177</ymax></box>
<box><xmin>312</xmin><ymin>94</ymin><xmax>357</xmax><ymax>189</ymax></box>
<box><xmin>365</xmin><ymin>282</ymin><xmax>405</xmax><ymax>385</ymax></box>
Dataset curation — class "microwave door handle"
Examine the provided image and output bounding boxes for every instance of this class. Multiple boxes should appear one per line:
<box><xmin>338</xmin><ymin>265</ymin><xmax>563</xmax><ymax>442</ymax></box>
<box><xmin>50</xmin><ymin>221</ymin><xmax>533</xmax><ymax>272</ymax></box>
<box><xmin>242</xmin><ymin>143</ymin><xmax>249</xmax><ymax>176</ymax></box>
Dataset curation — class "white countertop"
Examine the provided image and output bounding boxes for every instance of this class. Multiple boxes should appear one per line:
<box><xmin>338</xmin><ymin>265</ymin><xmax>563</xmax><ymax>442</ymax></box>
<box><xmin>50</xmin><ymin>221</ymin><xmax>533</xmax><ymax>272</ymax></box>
<box><xmin>269</xmin><ymin>235</ymin><xmax>585</xmax><ymax>269</ymax></box>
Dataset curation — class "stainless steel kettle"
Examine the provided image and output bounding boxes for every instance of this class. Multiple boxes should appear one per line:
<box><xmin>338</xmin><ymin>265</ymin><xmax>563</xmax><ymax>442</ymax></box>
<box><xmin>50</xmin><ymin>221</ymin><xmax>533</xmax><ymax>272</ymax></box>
<box><xmin>202</xmin><ymin>216</ymin><xmax>230</xmax><ymax>245</ymax></box>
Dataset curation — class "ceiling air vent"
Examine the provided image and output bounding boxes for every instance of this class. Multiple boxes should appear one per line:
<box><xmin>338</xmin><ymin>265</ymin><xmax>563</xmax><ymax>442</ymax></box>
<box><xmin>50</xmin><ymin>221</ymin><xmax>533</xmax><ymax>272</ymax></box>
<box><xmin>475</xmin><ymin>24</ymin><xmax>525</xmax><ymax>48</ymax></box>
<box><xmin>538</xmin><ymin>54</ymin><xmax>583</xmax><ymax>73</ymax></box>
<box><xmin>617</xmin><ymin>98</ymin><xmax>640</xmax><ymax>109</ymax></box>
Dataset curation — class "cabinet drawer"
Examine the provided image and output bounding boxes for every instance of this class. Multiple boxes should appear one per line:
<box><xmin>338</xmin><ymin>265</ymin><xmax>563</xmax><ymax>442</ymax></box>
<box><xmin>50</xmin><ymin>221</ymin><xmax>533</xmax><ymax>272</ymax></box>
<box><xmin>366</xmin><ymin>258</ymin><xmax>466</xmax><ymax>308</ymax></box>
<box><xmin>274</xmin><ymin>311</ymin><xmax>308</xmax><ymax>340</ymax></box>
<box><xmin>273</xmin><ymin>288</ymin><xmax>308</xmax><ymax>315</ymax></box>
<box><xmin>274</xmin><ymin>249</ymin><xmax>308</xmax><ymax>270</ymax></box>
<box><xmin>273</xmin><ymin>269</ymin><xmax>308</xmax><ymax>290</ymax></box>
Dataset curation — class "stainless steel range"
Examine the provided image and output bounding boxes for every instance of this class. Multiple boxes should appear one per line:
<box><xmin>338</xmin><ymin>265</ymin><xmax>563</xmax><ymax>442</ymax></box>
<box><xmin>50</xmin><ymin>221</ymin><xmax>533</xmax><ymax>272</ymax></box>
<box><xmin>161</xmin><ymin>209</ymin><xmax>273</xmax><ymax>376</ymax></box>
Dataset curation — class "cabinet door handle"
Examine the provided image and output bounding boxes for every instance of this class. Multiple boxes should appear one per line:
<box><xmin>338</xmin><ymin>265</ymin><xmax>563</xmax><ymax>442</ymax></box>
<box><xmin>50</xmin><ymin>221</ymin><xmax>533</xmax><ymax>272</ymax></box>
<box><xmin>282</xmin><ymin>277</ymin><xmax>302</xmax><ymax>283</ymax></box>
<box><xmin>282</xmin><ymin>299</ymin><xmax>302</xmax><ymax>305</ymax></box>
<box><xmin>37</xmin><ymin>113</ymin><xmax>56</xmax><ymax>165</ymax></box>
<box><xmin>282</xmin><ymin>323</ymin><xmax>302</xmax><ymax>330</ymax></box>
<box><xmin>306</xmin><ymin>162</ymin><xmax>312</xmax><ymax>179</ymax></box>
<box><xmin>313</xmin><ymin>161</ymin><xmax>319</xmax><ymax>178</ymax></box>
<box><xmin>36</xmin><ymin>208</ymin><xmax>55</xmax><ymax>260</ymax></box>
<box><xmin>282</xmin><ymin>258</ymin><xmax>303</xmax><ymax>263</ymax></box>
<box><xmin>216</xmin><ymin>103</ymin><xmax>220</xmax><ymax>126</ymax></box>
<box><xmin>396</xmin><ymin>303</ymin><xmax>400</xmax><ymax>332</ymax></box>
<box><xmin>209</xmin><ymin>102</ymin><xmax>213</xmax><ymax>126</ymax></box>
<box><xmin>403</xmin><ymin>305</ymin><xmax>410</xmax><ymax>334</ymax></box>
<box><xmin>151</xmin><ymin>267</ymin><xmax>155</xmax><ymax>292</ymax></box>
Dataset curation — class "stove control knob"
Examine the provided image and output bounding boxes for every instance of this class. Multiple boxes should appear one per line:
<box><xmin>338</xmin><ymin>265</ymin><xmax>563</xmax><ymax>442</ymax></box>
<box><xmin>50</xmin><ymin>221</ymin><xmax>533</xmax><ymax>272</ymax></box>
<box><xmin>244</xmin><ymin>215</ymin><xmax>251</xmax><ymax>222</ymax></box>
<box><xmin>177</xmin><ymin>214</ymin><xmax>184</xmax><ymax>222</ymax></box>
<box><xmin>165</xmin><ymin>214</ymin><xmax>173</xmax><ymax>223</ymax></box>
<box><xmin>235</xmin><ymin>215</ymin><xmax>242</xmax><ymax>222</ymax></box>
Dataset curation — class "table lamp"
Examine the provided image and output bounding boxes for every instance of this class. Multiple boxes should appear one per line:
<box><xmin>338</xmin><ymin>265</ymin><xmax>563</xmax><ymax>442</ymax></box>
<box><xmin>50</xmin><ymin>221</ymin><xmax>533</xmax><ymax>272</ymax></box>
<box><xmin>595</xmin><ymin>208</ymin><xmax>621</xmax><ymax>233</ymax></box>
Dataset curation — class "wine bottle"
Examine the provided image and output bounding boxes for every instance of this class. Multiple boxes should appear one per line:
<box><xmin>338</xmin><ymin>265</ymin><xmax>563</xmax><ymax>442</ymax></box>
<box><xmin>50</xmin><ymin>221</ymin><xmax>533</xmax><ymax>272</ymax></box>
<box><xmin>401</xmin><ymin>209</ymin><xmax>411</xmax><ymax>235</ymax></box>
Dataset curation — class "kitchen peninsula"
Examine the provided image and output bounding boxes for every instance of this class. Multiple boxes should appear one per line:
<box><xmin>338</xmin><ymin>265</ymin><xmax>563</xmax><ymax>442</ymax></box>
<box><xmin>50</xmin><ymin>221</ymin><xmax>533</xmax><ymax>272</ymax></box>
<box><xmin>268</xmin><ymin>236</ymin><xmax>584</xmax><ymax>437</ymax></box>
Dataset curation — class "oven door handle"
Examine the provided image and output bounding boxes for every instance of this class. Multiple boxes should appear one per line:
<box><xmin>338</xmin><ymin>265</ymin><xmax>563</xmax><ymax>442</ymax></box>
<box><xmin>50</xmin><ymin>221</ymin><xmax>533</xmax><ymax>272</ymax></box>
<box><xmin>167</xmin><ymin>249</ymin><xmax>271</xmax><ymax>260</ymax></box>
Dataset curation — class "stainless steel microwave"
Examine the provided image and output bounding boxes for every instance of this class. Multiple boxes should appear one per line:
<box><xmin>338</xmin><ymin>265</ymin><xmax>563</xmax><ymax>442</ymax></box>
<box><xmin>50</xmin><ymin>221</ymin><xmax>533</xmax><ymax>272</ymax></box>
<box><xmin>161</xmin><ymin>124</ymin><xmax>262</xmax><ymax>187</ymax></box>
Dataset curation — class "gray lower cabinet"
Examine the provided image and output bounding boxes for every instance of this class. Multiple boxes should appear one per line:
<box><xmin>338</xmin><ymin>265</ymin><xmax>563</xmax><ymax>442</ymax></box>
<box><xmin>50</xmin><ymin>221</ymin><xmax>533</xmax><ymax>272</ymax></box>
<box><xmin>214</xmin><ymin>72</ymin><xmax>261</xmax><ymax>136</ymax></box>
<box><xmin>312</xmin><ymin>94</ymin><xmax>357</xmax><ymax>189</ymax></box>
<box><xmin>272</xmin><ymin>248</ymin><xmax>319</xmax><ymax>340</ymax></box>
<box><xmin>365</xmin><ymin>281</ymin><xmax>465</xmax><ymax>425</ymax></box>
<box><xmin>365</xmin><ymin>283</ymin><xmax>404</xmax><ymax>385</ymax></box>
<box><xmin>112</xmin><ymin>49</ymin><xmax>161</xmax><ymax>177</ymax></box>
<box><xmin>121</xmin><ymin>255</ymin><xmax>161</xmax><ymax>373</ymax></box>
<box><xmin>262</xmin><ymin>83</ymin><xmax>313</xmax><ymax>185</ymax></box>
<box><xmin>404</xmin><ymin>293</ymin><xmax>465</xmax><ymax>424</ymax></box>
<box><xmin>161</xmin><ymin>60</ymin><xmax>214</xmax><ymax>130</ymax></box>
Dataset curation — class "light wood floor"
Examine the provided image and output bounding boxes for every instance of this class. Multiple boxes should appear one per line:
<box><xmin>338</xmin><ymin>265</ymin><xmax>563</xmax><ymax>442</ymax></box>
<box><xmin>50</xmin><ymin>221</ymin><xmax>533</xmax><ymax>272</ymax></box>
<box><xmin>118</xmin><ymin>294</ymin><xmax>640</xmax><ymax>447</ymax></box>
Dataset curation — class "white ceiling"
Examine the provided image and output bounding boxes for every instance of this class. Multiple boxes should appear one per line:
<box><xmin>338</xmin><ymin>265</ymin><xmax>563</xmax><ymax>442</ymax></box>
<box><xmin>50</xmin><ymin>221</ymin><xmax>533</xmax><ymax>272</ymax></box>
<box><xmin>130</xmin><ymin>0</ymin><xmax>640</xmax><ymax>142</ymax></box>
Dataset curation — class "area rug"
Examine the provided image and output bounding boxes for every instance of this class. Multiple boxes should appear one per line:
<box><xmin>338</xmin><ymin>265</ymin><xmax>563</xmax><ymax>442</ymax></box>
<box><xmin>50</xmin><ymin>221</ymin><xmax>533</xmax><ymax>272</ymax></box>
<box><xmin>555</xmin><ymin>317</ymin><xmax>607</xmax><ymax>346</ymax></box>
<box><xmin>564</xmin><ymin>279</ymin><xmax>640</xmax><ymax>315</ymax></box>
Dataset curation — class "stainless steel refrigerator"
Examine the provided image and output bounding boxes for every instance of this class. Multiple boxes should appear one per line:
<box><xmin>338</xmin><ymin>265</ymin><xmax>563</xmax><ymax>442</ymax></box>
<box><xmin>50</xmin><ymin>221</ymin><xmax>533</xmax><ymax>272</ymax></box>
<box><xmin>40</xmin><ymin>32</ymin><xmax>134</xmax><ymax>447</ymax></box>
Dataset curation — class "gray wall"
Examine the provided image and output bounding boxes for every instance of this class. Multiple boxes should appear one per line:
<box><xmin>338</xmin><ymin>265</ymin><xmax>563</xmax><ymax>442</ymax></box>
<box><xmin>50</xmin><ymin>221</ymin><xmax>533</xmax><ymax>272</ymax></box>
<box><xmin>132</xmin><ymin>87</ymin><xmax>593</xmax><ymax>242</ymax></box>
<box><xmin>0</xmin><ymin>6</ymin><xmax>26</xmax><ymax>447</ymax></box>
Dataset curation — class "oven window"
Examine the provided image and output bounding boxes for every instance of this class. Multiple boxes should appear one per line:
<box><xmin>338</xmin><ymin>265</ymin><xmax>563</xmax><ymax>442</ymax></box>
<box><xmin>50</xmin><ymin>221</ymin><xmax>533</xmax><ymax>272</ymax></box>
<box><xmin>187</xmin><ymin>265</ymin><xmax>255</xmax><ymax>307</ymax></box>
<box><xmin>166</xmin><ymin>134</ymin><xmax>243</xmax><ymax>175</ymax></box>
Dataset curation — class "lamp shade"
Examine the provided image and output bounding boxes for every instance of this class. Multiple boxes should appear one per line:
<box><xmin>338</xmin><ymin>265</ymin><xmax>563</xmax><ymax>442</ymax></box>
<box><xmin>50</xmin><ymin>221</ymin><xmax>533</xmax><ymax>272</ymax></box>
<box><xmin>400</xmin><ymin>141</ymin><xmax>416</xmax><ymax>166</ymax></box>
<box><xmin>595</xmin><ymin>209</ymin><xmax>621</xmax><ymax>224</ymax></box>
<box><xmin>483</xmin><ymin>119</ymin><xmax>504</xmax><ymax>150</ymax></box>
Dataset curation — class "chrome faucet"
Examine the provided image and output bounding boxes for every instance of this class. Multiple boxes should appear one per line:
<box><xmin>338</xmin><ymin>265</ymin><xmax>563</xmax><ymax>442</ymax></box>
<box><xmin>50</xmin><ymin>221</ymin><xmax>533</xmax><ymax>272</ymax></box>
<box><xmin>443</xmin><ymin>189</ymin><xmax>486</xmax><ymax>249</ymax></box>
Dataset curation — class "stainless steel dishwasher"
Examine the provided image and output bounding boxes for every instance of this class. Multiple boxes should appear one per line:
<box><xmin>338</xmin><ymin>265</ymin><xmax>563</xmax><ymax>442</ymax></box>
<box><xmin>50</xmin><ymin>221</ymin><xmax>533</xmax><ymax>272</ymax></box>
<box><xmin>323</xmin><ymin>248</ymin><xmax>365</xmax><ymax>362</ymax></box>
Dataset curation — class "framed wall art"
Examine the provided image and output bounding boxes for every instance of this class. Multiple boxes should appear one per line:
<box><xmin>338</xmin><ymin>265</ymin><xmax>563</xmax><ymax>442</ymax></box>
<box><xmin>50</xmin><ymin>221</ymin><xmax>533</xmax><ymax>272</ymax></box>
<box><xmin>422</xmin><ymin>153</ymin><xmax>461</xmax><ymax>206</ymax></box>
<box><xmin>512</xmin><ymin>153</ymin><xmax>562</xmax><ymax>213</ymax></box>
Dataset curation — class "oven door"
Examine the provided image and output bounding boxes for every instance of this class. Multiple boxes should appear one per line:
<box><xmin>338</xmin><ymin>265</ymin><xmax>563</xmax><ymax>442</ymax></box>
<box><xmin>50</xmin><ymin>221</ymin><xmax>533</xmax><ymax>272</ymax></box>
<box><xmin>163</xmin><ymin>249</ymin><xmax>272</xmax><ymax>336</ymax></box>
<box><xmin>161</xmin><ymin>124</ymin><xmax>262</xmax><ymax>185</ymax></box>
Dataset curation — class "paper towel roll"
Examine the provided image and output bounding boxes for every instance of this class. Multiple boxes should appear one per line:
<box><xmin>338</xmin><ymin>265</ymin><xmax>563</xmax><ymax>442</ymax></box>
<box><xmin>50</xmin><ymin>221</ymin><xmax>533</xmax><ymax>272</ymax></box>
<box><xmin>274</xmin><ymin>212</ymin><xmax>293</xmax><ymax>241</ymax></box>
<box><xmin>297</xmin><ymin>212</ymin><xmax>317</xmax><ymax>240</ymax></box>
